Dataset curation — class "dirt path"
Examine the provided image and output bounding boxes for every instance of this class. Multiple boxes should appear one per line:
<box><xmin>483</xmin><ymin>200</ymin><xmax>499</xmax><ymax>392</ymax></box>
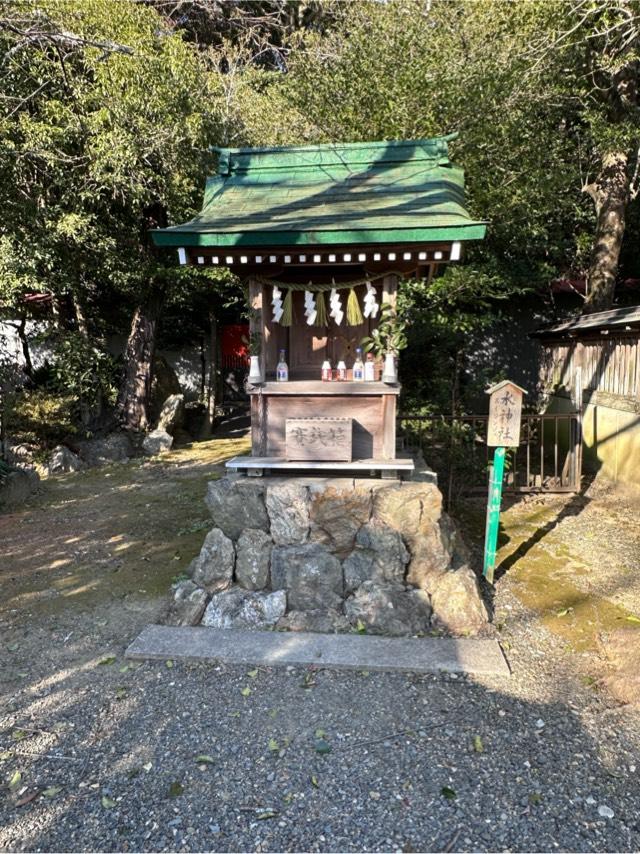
<box><xmin>0</xmin><ymin>436</ymin><xmax>249</xmax><ymax>633</ymax></box>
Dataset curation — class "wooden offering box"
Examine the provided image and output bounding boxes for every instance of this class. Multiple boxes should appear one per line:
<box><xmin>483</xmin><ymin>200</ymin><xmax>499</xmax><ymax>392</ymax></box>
<box><xmin>286</xmin><ymin>417</ymin><xmax>352</xmax><ymax>461</ymax></box>
<box><xmin>252</xmin><ymin>382</ymin><xmax>399</xmax><ymax>462</ymax></box>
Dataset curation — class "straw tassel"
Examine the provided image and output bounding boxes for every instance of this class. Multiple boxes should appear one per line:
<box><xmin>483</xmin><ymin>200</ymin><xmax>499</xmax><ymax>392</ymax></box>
<box><xmin>314</xmin><ymin>290</ymin><xmax>328</xmax><ymax>326</ymax></box>
<box><xmin>281</xmin><ymin>288</ymin><xmax>293</xmax><ymax>326</ymax></box>
<box><xmin>346</xmin><ymin>288</ymin><xmax>363</xmax><ymax>326</ymax></box>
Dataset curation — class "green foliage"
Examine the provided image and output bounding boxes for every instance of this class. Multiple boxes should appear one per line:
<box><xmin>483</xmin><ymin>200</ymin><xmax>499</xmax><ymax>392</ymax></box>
<box><xmin>0</xmin><ymin>0</ymin><xmax>223</xmax><ymax>325</ymax></box>
<box><xmin>361</xmin><ymin>303</ymin><xmax>409</xmax><ymax>359</ymax></box>
<box><xmin>47</xmin><ymin>332</ymin><xmax>118</xmax><ymax>411</ymax></box>
<box><xmin>11</xmin><ymin>389</ymin><xmax>78</xmax><ymax>444</ymax></box>
<box><xmin>1</xmin><ymin>0</ymin><xmax>638</xmax><ymax>439</ymax></box>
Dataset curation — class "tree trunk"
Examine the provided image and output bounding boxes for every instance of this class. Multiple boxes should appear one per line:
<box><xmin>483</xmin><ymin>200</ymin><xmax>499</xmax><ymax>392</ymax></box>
<box><xmin>16</xmin><ymin>316</ymin><xmax>33</xmax><ymax>380</ymax></box>
<box><xmin>72</xmin><ymin>293</ymin><xmax>89</xmax><ymax>338</ymax></box>
<box><xmin>583</xmin><ymin>151</ymin><xmax>630</xmax><ymax>314</ymax></box>
<box><xmin>117</xmin><ymin>290</ymin><xmax>164</xmax><ymax>432</ymax></box>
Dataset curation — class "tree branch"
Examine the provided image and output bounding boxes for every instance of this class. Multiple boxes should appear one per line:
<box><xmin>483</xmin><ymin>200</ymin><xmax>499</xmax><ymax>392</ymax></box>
<box><xmin>0</xmin><ymin>18</ymin><xmax>135</xmax><ymax>62</ymax></box>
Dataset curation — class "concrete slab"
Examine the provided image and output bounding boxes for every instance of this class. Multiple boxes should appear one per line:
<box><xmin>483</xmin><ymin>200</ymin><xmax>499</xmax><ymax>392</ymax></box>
<box><xmin>126</xmin><ymin>625</ymin><xmax>510</xmax><ymax>677</ymax></box>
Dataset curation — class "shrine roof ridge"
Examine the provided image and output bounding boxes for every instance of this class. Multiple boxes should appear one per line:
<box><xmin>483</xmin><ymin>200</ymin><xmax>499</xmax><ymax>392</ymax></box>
<box><xmin>151</xmin><ymin>136</ymin><xmax>487</xmax><ymax>250</ymax></box>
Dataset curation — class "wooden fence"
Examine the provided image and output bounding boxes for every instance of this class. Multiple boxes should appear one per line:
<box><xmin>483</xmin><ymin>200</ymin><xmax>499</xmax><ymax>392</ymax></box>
<box><xmin>540</xmin><ymin>335</ymin><xmax>640</xmax><ymax>402</ymax></box>
<box><xmin>399</xmin><ymin>412</ymin><xmax>581</xmax><ymax>505</ymax></box>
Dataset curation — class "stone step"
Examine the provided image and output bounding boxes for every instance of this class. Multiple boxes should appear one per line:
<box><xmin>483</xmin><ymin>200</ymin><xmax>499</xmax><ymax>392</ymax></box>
<box><xmin>126</xmin><ymin>625</ymin><xmax>510</xmax><ymax>677</ymax></box>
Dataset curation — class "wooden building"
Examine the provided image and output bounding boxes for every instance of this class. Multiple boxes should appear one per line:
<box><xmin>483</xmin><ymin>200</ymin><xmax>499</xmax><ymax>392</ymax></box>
<box><xmin>152</xmin><ymin>137</ymin><xmax>485</xmax><ymax>477</ymax></box>
<box><xmin>534</xmin><ymin>305</ymin><xmax>640</xmax><ymax>485</ymax></box>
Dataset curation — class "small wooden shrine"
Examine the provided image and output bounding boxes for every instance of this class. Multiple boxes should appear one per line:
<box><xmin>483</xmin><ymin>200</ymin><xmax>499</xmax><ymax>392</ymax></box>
<box><xmin>152</xmin><ymin>136</ymin><xmax>485</xmax><ymax>477</ymax></box>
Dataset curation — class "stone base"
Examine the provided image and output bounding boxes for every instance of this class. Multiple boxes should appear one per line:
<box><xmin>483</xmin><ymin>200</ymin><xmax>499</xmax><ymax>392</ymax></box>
<box><xmin>167</xmin><ymin>473</ymin><xmax>489</xmax><ymax>637</ymax></box>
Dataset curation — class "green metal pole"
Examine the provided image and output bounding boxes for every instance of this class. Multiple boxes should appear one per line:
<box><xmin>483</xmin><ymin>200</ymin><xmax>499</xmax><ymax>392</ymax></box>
<box><xmin>483</xmin><ymin>446</ymin><xmax>506</xmax><ymax>584</ymax></box>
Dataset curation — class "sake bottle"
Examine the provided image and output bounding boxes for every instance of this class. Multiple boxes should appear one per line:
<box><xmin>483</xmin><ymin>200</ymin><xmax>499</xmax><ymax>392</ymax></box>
<box><xmin>364</xmin><ymin>352</ymin><xmax>376</xmax><ymax>381</ymax></box>
<box><xmin>321</xmin><ymin>359</ymin><xmax>332</xmax><ymax>381</ymax></box>
<box><xmin>276</xmin><ymin>349</ymin><xmax>289</xmax><ymax>382</ymax></box>
<box><xmin>353</xmin><ymin>347</ymin><xmax>364</xmax><ymax>381</ymax></box>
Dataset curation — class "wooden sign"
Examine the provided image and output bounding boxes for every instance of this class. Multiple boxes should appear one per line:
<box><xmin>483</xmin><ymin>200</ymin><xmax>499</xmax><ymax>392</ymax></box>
<box><xmin>486</xmin><ymin>381</ymin><xmax>526</xmax><ymax>447</ymax></box>
<box><xmin>286</xmin><ymin>417</ymin><xmax>352</xmax><ymax>461</ymax></box>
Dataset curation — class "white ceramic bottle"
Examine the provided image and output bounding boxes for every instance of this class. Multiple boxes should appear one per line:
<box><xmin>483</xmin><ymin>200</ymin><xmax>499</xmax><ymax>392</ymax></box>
<box><xmin>276</xmin><ymin>349</ymin><xmax>289</xmax><ymax>382</ymax></box>
<box><xmin>364</xmin><ymin>352</ymin><xmax>375</xmax><ymax>381</ymax></box>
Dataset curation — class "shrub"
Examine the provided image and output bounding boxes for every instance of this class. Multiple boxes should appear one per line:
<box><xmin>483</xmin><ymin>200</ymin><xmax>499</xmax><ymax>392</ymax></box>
<box><xmin>11</xmin><ymin>389</ymin><xmax>79</xmax><ymax>445</ymax></box>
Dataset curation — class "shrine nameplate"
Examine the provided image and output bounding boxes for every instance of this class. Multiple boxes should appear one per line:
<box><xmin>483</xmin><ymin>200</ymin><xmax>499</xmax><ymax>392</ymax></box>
<box><xmin>486</xmin><ymin>381</ymin><xmax>526</xmax><ymax>447</ymax></box>
<box><xmin>286</xmin><ymin>417</ymin><xmax>352</xmax><ymax>462</ymax></box>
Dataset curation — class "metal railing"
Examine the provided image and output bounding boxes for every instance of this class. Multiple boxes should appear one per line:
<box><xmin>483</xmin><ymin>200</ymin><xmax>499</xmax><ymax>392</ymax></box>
<box><xmin>399</xmin><ymin>412</ymin><xmax>582</xmax><ymax>499</ymax></box>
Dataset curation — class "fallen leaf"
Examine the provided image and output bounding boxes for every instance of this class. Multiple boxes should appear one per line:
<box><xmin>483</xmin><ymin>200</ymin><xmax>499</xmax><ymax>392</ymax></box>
<box><xmin>555</xmin><ymin>607</ymin><xmax>572</xmax><ymax>618</ymax></box>
<box><xmin>0</xmin><ymin>752</ymin><xmax>11</xmax><ymax>761</ymax></box>
<box><xmin>43</xmin><ymin>786</ymin><xmax>62</xmax><ymax>798</ymax></box>
<box><xmin>441</xmin><ymin>786</ymin><xmax>456</xmax><ymax>800</ymax></box>
<box><xmin>165</xmin><ymin>660</ymin><xmax>174</xmax><ymax>669</ymax></box>
<box><xmin>528</xmin><ymin>792</ymin><xmax>542</xmax><ymax>805</ymax></box>
<box><xmin>315</xmin><ymin>728</ymin><xmax>326</xmax><ymax>738</ymax></box>
<box><xmin>16</xmin><ymin>790</ymin><xmax>40</xmax><ymax>807</ymax></box>
<box><xmin>360</xmin><ymin>670</ymin><xmax>370</xmax><ymax>677</ymax></box>
<box><xmin>311</xmin><ymin>775</ymin><xmax>319</xmax><ymax>788</ymax></box>
<box><xmin>195</xmin><ymin>755</ymin><xmax>215</xmax><ymax>764</ymax></box>
<box><xmin>268</xmin><ymin>709</ymin><xmax>278</xmax><ymax>718</ymax></box>
<box><xmin>101</xmin><ymin>795</ymin><xmax>116</xmax><ymax>809</ymax></box>
<box><xmin>229</xmin><ymin>711</ymin><xmax>241</xmax><ymax>718</ymax></box>
<box><xmin>301</xmin><ymin>672</ymin><xmax>316</xmax><ymax>689</ymax></box>
<box><xmin>283</xmin><ymin>792</ymin><xmax>293</xmax><ymax>804</ymax></box>
<box><xmin>7</xmin><ymin>643</ymin><xmax>19</xmax><ymax>652</ymax></box>
<box><xmin>9</xmin><ymin>770</ymin><xmax>22</xmax><ymax>789</ymax></box>
<box><xmin>247</xmin><ymin>669</ymin><xmax>259</xmax><ymax>678</ymax></box>
<box><xmin>142</xmin><ymin>762</ymin><xmax>153</xmax><ymax>772</ymax></box>
<box><xmin>473</xmin><ymin>735</ymin><xmax>484</xmax><ymax>753</ymax></box>
<box><xmin>240</xmin><ymin>686</ymin><xmax>251</xmax><ymax>697</ymax></box>
<box><xmin>115</xmin><ymin>687</ymin><xmax>128</xmax><ymax>700</ymax></box>
<box><xmin>314</xmin><ymin>738</ymin><xmax>332</xmax><ymax>755</ymax></box>
<box><xmin>356</xmin><ymin>619</ymin><xmax>366</xmax><ymax>634</ymax></box>
<box><xmin>98</xmin><ymin>656</ymin><xmax>116</xmax><ymax>666</ymax></box>
<box><xmin>268</xmin><ymin>738</ymin><xmax>279</xmax><ymax>753</ymax></box>
<box><xmin>626</xmin><ymin>615</ymin><xmax>640</xmax><ymax>624</ymax></box>
<box><xmin>119</xmin><ymin>664</ymin><xmax>130</xmax><ymax>674</ymax></box>
<box><xmin>168</xmin><ymin>781</ymin><xmax>184</xmax><ymax>797</ymax></box>
<box><xmin>256</xmin><ymin>809</ymin><xmax>277</xmax><ymax>820</ymax></box>
<box><xmin>11</xmin><ymin>730</ymin><xmax>28</xmax><ymax>741</ymax></box>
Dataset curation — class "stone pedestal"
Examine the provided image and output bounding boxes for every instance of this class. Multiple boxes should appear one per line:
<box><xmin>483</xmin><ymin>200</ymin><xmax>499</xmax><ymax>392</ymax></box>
<box><xmin>167</xmin><ymin>473</ymin><xmax>488</xmax><ymax>636</ymax></box>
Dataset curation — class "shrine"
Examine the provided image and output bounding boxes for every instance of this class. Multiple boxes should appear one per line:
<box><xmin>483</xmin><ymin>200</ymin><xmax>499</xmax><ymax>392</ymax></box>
<box><xmin>152</xmin><ymin>136</ymin><xmax>486</xmax><ymax>477</ymax></box>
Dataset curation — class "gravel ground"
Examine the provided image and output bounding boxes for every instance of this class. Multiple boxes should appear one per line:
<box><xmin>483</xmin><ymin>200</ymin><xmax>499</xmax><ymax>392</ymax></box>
<box><xmin>1</xmin><ymin>450</ymin><xmax>640</xmax><ymax>852</ymax></box>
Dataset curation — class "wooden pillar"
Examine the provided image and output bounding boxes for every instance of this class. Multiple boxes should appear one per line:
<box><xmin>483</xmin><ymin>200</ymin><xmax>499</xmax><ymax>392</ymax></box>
<box><xmin>382</xmin><ymin>273</ymin><xmax>398</xmax><ymax>311</ymax></box>
<box><xmin>382</xmin><ymin>273</ymin><xmax>399</xmax><ymax>461</ymax></box>
<box><xmin>248</xmin><ymin>278</ymin><xmax>267</xmax><ymax>457</ymax></box>
<box><xmin>381</xmin><ymin>392</ymin><xmax>397</xmax><ymax>460</ymax></box>
<box><xmin>248</xmin><ymin>278</ymin><xmax>266</xmax><ymax>379</ymax></box>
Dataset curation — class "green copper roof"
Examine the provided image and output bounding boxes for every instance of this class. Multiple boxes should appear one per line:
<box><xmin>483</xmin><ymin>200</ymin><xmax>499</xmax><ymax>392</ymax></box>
<box><xmin>151</xmin><ymin>136</ymin><xmax>486</xmax><ymax>248</ymax></box>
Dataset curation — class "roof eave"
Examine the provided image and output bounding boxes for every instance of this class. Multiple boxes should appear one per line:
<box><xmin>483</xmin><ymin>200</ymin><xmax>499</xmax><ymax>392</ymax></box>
<box><xmin>150</xmin><ymin>223</ymin><xmax>487</xmax><ymax>248</ymax></box>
